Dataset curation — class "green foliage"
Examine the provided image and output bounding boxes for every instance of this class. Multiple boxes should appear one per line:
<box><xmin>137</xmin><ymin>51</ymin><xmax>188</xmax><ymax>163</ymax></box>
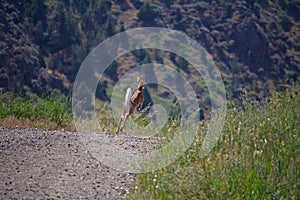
<box><xmin>0</xmin><ymin>0</ymin><xmax>114</xmax><ymax>97</ymax></box>
<box><xmin>96</xmin><ymin>80</ymin><xmax>109</xmax><ymax>101</ymax></box>
<box><xmin>26</xmin><ymin>0</ymin><xmax>47</xmax><ymax>27</ymax></box>
<box><xmin>176</xmin><ymin>56</ymin><xmax>189</xmax><ymax>73</ymax></box>
<box><xmin>0</xmin><ymin>95</ymin><xmax>72</xmax><ymax>126</ymax></box>
<box><xmin>129</xmin><ymin>85</ymin><xmax>300</xmax><ymax>199</ymax></box>
<box><xmin>162</xmin><ymin>0</ymin><xmax>174</xmax><ymax>8</ymax></box>
<box><xmin>105</xmin><ymin>61</ymin><xmax>119</xmax><ymax>82</ymax></box>
<box><xmin>137</xmin><ymin>3</ymin><xmax>160</xmax><ymax>23</ymax></box>
<box><xmin>46</xmin><ymin>6</ymin><xmax>78</xmax><ymax>52</ymax></box>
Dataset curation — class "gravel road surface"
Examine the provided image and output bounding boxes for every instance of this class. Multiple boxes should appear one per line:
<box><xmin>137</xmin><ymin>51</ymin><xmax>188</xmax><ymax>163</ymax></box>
<box><xmin>0</xmin><ymin>127</ymin><xmax>161</xmax><ymax>199</ymax></box>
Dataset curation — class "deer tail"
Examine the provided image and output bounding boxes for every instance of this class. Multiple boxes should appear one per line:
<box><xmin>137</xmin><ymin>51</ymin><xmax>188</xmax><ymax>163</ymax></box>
<box><xmin>124</xmin><ymin>87</ymin><xmax>132</xmax><ymax>114</ymax></box>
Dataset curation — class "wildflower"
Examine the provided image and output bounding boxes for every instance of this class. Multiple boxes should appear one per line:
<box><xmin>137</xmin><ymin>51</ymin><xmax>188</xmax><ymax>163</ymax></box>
<box><xmin>153</xmin><ymin>178</ymin><xmax>156</xmax><ymax>182</ymax></box>
<box><xmin>254</xmin><ymin>150</ymin><xmax>262</xmax><ymax>156</ymax></box>
<box><xmin>280</xmin><ymin>141</ymin><xmax>285</xmax><ymax>147</ymax></box>
<box><xmin>237</xmin><ymin>121</ymin><xmax>241</xmax><ymax>134</ymax></box>
<box><xmin>295</xmin><ymin>90</ymin><xmax>298</xmax><ymax>95</ymax></box>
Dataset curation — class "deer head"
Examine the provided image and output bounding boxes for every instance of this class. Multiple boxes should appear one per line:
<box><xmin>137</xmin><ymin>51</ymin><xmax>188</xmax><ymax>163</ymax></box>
<box><xmin>137</xmin><ymin>75</ymin><xmax>145</xmax><ymax>91</ymax></box>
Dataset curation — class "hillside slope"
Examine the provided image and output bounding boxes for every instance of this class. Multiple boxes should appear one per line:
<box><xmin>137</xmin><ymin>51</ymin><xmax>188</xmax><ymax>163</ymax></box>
<box><xmin>0</xmin><ymin>0</ymin><xmax>299</xmax><ymax>101</ymax></box>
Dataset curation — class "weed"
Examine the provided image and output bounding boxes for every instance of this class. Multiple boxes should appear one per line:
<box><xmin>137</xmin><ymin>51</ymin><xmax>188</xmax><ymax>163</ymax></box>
<box><xmin>0</xmin><ymin>95</ymin><xmax>73</xmax><ymax>130</ymax></box>
<box><xmin>129</xmin><ymin>84</ymin><xmax>300</xmax><ymax>199</ymax></box>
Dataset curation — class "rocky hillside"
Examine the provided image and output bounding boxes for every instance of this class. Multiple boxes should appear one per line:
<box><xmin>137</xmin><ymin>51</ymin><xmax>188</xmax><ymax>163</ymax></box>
<box><xmin>1</xmin><ymin>0</ymin><xmax>299</xmax><ymax>101</ymax></box>
<box><xmin>155</xmin><ymin>0</ymin><xmax>300</xmax><ymax>98</ymax></box>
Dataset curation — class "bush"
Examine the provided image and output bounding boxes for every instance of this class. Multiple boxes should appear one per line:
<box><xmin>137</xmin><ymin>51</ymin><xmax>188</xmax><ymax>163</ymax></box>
<box><xmin>129</xmin><ymin>85</ymin><xmax>300</xmax><ymax>199</ymax></box>
<box><xmin>137</xmin><ymin>3</ymin><xmax>160</xmax><ymax>23</ymax></box>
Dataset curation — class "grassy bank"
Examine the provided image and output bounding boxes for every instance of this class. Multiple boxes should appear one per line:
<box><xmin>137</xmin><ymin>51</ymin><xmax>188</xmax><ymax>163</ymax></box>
<box><xmin>0</xmin><ymin>85</ymin><xmax>299</xmax><ymax>199</ymax></box>
<box><xmin>0</xmin><ymin>95</ymin><xmax>74</xmax><ymax>130</ymax></box>
<box><xmin>128</xmin><ymin>85</ymin><xmax>299</xmax><ymax>199</ymax></box>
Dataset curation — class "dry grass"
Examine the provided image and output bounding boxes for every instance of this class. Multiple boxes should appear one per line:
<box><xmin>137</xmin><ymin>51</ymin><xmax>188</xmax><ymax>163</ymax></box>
<box><xmin>0</xmin><ymin>95</ymin><xmax>74</xmax><ymax>131</ymax></box>
<box><xmin>128</xmin><ymin>84</ymin><xmax>300</xmax><ymax>199</ymax></box>
<box><xmin>0</xmin><ymin>116</ymin><xmax>76</xmax><ymax>131</ymax></box>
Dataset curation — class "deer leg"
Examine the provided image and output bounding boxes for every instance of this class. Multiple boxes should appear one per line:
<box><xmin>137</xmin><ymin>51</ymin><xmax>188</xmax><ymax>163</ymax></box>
<box><xmin>116</xmin><ymin>118</ymin><xmax>122</xmax><ymax>134</ymax></box>
<box><xmin>116</xmin><ymin>105</ymin><xmax>134</xmax><ymax>133</ymax></box>
<box><xmin>116</xmin><ymin>112</ymin><xmax>125</xmax><ymax>133</ymax></box>
<box><xmin>119</xmin><ymin>112</ymin><xmax>129</xmax><ymax>132</ymax></box>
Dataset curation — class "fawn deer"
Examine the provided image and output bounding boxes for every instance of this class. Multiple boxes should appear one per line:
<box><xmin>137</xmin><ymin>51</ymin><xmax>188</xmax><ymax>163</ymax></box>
<box><xmin>116</xmin><ymin>75</ymin><xmax>145</xmax><ymax>133</ymax></box>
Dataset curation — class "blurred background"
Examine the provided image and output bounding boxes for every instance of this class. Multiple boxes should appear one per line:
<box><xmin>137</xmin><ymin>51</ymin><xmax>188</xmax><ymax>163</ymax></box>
<box><xmin>1</xmin><ymin>0</ymin><xmax>299</xmax><ymax>102</ymax></box>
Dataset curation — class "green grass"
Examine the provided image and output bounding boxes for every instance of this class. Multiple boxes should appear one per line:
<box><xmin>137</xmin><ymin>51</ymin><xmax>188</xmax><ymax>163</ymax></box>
<box><xmin>0</xmin><ymin>95</ymin><xmax>72</xmax><ymax>129</ymax></box>
<box><xmin>128</xmin><ymin>85</ymin><xmax>300</xmax><ymax>199</ymax></box>
<box><xmin>0</xmin><ymin>85</ymin><xmax>299</xmax><ymax>199</ymax></box>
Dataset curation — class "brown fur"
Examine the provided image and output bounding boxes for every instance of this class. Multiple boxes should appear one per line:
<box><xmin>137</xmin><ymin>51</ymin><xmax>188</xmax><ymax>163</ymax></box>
<box><xmin>116</xmin><ymin>76</ymin><xmax>145</xmax><ymax>133</ymax></box>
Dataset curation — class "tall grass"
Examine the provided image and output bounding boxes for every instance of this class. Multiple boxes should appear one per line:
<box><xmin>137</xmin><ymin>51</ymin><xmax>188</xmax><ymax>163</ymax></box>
<box><xmin>0</xmin><ymin>95</ymin><xmax>72</xmax><ymax>129</ymax></box>
<box><xmin>0</xmin><ymin>86</ymin><xmax>298</xmax><ymax>199</ymax></box>
<box><xmin>129</xmin><ymin>85</ymin><xmax>299</xmax><ymax>199</ymax></box>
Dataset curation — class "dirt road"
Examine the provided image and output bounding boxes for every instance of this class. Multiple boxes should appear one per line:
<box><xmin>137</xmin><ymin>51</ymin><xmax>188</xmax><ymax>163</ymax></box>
<box><xmin>0</xmin><ymin>127</ymin><xmax>160</xmax><ymax>199</ymax></box>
